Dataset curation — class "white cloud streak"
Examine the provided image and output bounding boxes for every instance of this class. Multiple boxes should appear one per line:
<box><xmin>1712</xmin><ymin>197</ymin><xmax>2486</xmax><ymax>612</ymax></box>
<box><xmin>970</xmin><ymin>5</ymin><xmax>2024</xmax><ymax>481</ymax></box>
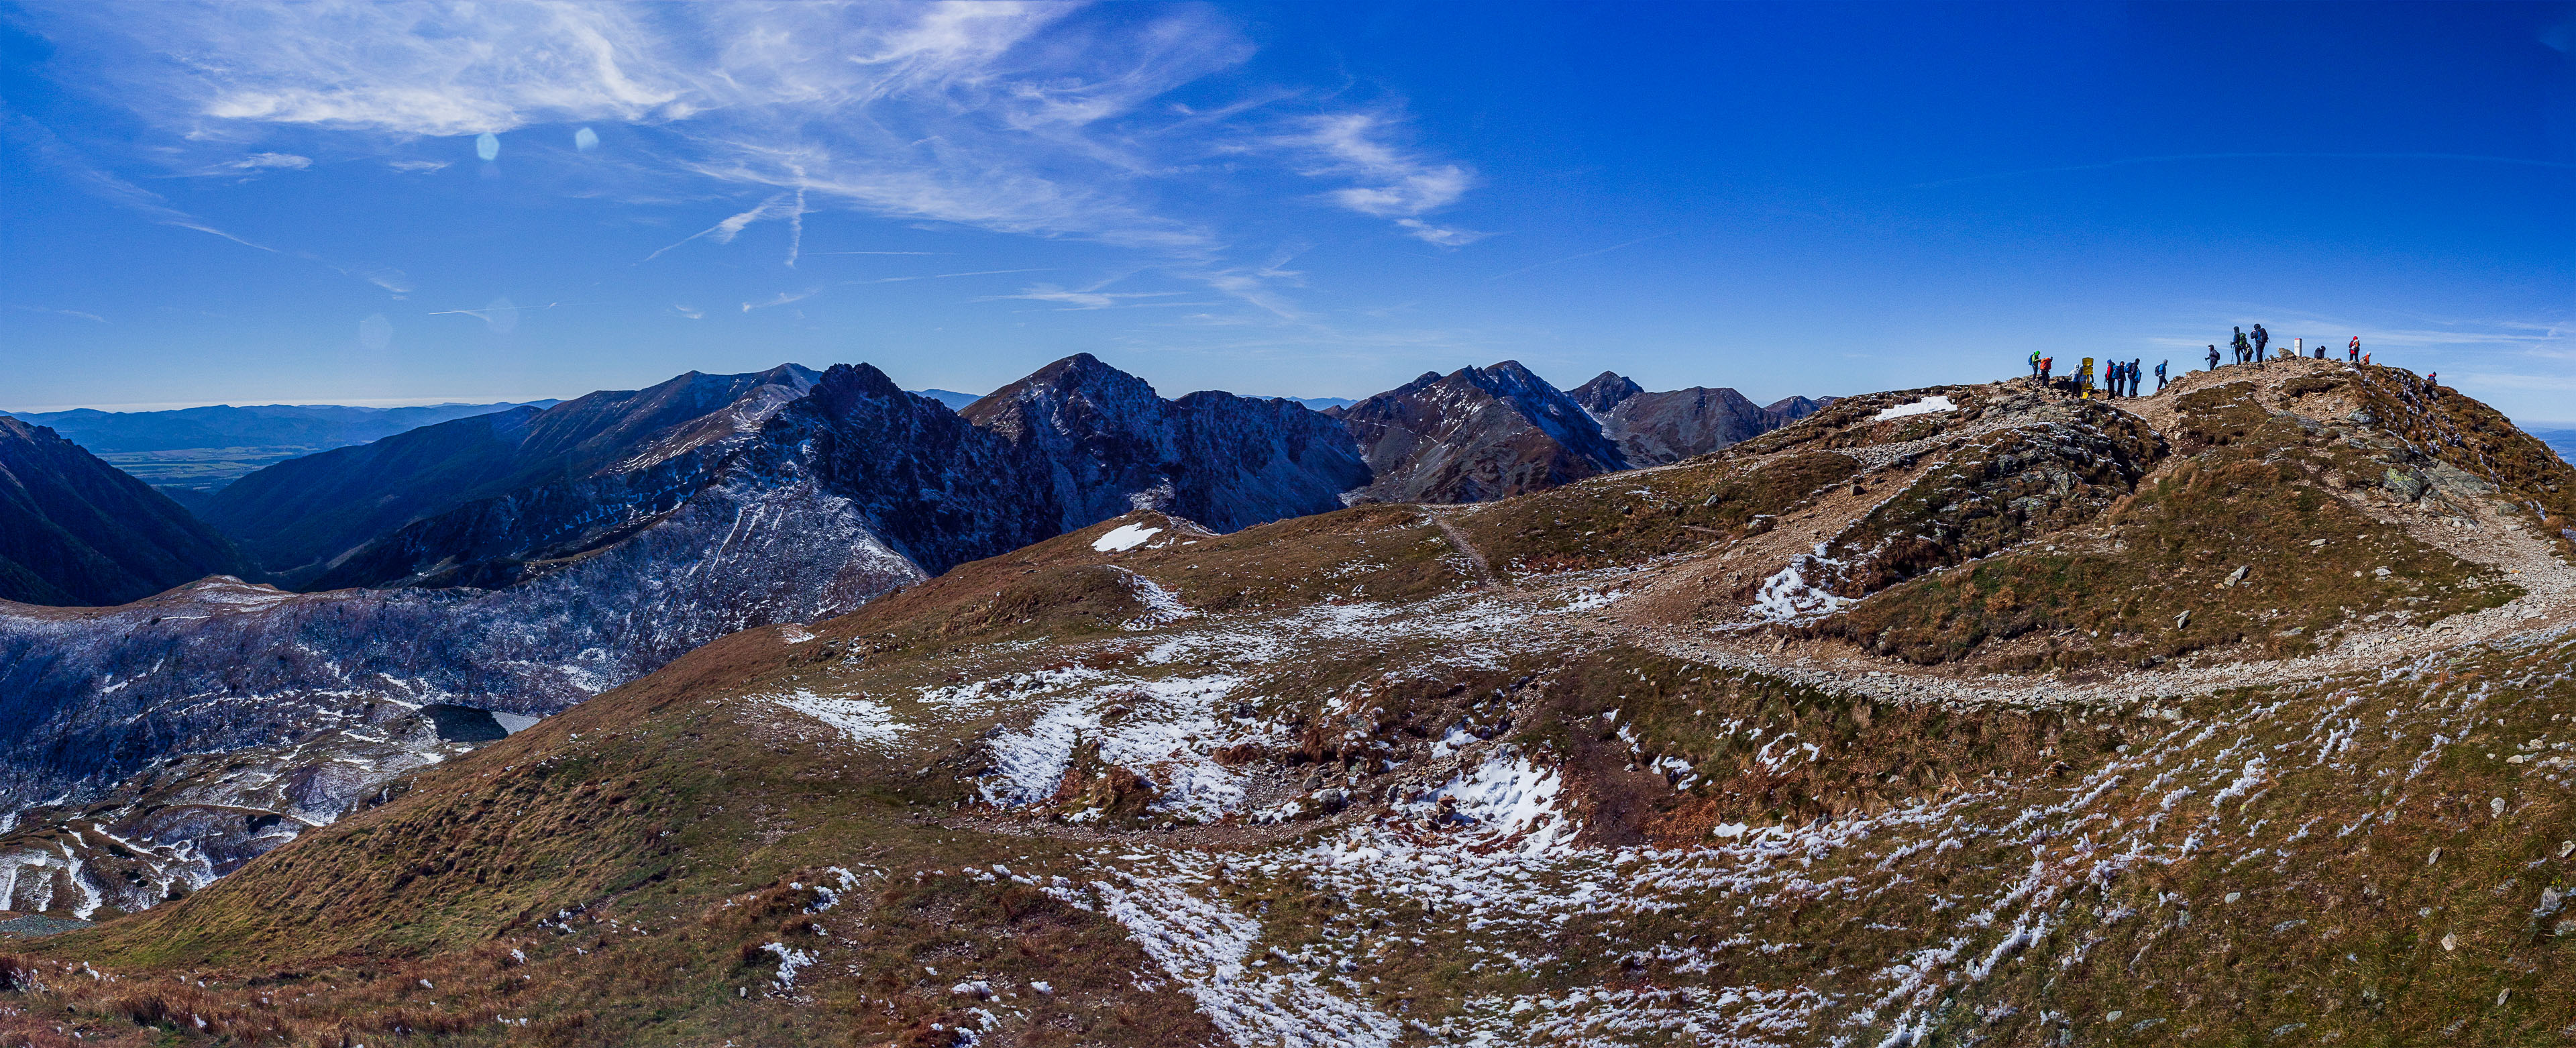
<box><xmin>1287</xmin><ymin>112</ymin><xmax>1485</xmax><ymax>245</ymax></box>
<box><xmin>23</xmin><ymin>1</ymin><xmax>1487</xmax><ymax>317</ymax></box>
<box><xmin>980</xmin><ymin>282</ymin><xmax>1186</xmax><ymax>309</ymax></box>
<box><xmin>0</xmin><ymin>101</ymin><xmax>279</xmax><ymax>252</ymax></box>
<box><xmin>7</xmin><ymin>306</ymin><xmax>108</xmax><ymax>323</ymax></box>
<box><xmin>742</xmin><ymin>289</ymin><xmax>818</xmax><ymax>312</ymax></box>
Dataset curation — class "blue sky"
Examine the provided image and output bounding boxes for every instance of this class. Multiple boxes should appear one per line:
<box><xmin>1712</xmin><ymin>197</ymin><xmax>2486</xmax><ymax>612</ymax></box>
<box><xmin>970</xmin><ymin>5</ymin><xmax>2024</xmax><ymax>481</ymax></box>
<box><xmin>4</xmin><ymin>2</ymin><xmax>2574</xmax><ymax>423</ymax></box>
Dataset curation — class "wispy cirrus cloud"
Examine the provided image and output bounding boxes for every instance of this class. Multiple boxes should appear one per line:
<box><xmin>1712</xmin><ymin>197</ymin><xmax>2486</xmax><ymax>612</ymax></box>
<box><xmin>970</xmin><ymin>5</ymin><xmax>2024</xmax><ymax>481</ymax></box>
<box><xmin>742</xmin><ymin>289</ymin><xmax>818</xmax><ymax>312</ymax></box>
<box><xmin>0</xmin><ymin>100</ymin><xmax>279</xmax><ymax>252</ymax></box>
<box><xmin>1286</xmin><ymin>112</ymin><xmax>1487</xmax><ymax>246</ymax></box>
<box><xmin>645</xmin><ymin>190</ymin><xmax>808</xmax><ymax>264</ymax></box>
<box><xmin>192</xmin><ymin>151</ymin><xmax>311</xmax><ymax>176</ymax></box>
<box><xmin>19</xmin><ymin>1</ymin><xmax>1487</xmax><ymax>321</ymax></box>
<box><xmin>980</xmin><ymin>282</ymin><xmax>1189</xmax><ymax>309</ymax></box>
<box><xmin>7</xmin><ymin>305</ymin><xmax>108</xmax><ymax>323</ymax></box>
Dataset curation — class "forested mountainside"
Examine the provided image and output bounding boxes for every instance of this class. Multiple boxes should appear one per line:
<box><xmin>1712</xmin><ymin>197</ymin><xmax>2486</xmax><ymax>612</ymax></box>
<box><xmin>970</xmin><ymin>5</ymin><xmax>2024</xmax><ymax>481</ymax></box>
<box><xmin>0</xmin><ymin>417</ymin><xmax>248</xmax><ymax>607</ymax></box>
<box><xmin>5</xmin><ymin>358</ymin><xmax>2571</xmax><ymax>1048</ymax></box>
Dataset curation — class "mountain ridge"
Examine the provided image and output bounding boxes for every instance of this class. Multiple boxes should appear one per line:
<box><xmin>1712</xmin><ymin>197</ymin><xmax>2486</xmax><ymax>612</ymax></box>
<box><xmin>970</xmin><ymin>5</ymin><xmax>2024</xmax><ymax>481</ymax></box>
<box><xmin>0</xmin><ymin>417</ymin><xmax>250</xmax><ymax>607</ymax></box>
<box><xmin>7</xmin><ymin>359</ymin><xmax>2571</xmax><ymax>1047</ymax></box>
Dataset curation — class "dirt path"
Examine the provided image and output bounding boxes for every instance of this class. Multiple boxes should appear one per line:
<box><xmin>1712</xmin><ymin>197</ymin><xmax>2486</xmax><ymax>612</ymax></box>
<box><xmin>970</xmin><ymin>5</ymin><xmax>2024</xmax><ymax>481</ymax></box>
<box><xmin>1600</xmin><ymin>360</ymin><xmax>2576</xmax><ymax>713</ymax></box>
<box><xmin>1434</xmin><ymin>515</ymin><xmax>1501</xmax><ymax>588</ymax></box>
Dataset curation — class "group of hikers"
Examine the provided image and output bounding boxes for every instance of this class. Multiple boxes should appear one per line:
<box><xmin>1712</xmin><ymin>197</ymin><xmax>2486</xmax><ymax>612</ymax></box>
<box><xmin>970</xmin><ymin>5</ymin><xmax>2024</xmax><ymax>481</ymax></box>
<box><xmin>2202</xmin><ymin>325</ymin><xmax>2371</xmax><ymax>370</ymax></box>
<box><xmin>2024</xmin><ymin>352</ymin><xmax>2163</xmax><ymax>397</ymax></box>
<box><xmin>2025</xmin><ymin>324</ymin><xmax>2389</xmax><ymax>399</ymax></box>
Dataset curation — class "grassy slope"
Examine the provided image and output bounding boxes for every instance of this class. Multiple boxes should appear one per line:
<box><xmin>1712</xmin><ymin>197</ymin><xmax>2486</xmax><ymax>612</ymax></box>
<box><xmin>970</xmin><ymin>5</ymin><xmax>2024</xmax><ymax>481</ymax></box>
<box><xmin>3</xmin><ymin>375</ymin><xmax>2573</xmax><ymax>1047</ymax></box>
<box><xmin>1819</xmin><ymin>377</ymin><xmax>2522</xmax><ymax>670</ymax></box>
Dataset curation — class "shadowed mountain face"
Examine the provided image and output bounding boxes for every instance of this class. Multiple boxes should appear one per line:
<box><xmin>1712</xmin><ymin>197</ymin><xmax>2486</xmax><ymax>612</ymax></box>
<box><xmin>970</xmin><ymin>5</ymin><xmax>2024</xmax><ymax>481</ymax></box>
<box><xmin>0</xmin><ymin>417</ymin><xmax>249</xmax><ymax>607</ymax></box>
<box><xmin>1570</xmin><ymin>370</ymin><xmax>1833</xmax><ymax>466</ymax></box>
<box><xmin>203</xmin><ymin>366</ymin><xmax>820</xmax><ymax>588</ymax></box>
<box><xmin>965</xmin><ymin>354</ymin><xmax>1370</xmax><ymax>533</ymax></box>
<box><xmin>1341</xmin><ymin>361</ymin><xmax>1633</xmax><ymax>503</ymax></box>
<box><xmin>0</xmin><ymin>356</ymin><xmax>1369</xmax><ymax>834</ymax></box>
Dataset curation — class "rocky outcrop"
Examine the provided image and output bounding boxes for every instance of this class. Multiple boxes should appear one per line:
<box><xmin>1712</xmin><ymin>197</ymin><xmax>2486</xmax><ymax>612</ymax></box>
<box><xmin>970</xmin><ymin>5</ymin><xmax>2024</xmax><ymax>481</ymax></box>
<box><xmin>1341</xmin><ymin>362</ymin><xmax>1630</xmax><ymax>503</ymax></box>
<box><xmin>0</xmin><ymin>417</ymin><xmax>249</xmax><ymax>607</ymax></box>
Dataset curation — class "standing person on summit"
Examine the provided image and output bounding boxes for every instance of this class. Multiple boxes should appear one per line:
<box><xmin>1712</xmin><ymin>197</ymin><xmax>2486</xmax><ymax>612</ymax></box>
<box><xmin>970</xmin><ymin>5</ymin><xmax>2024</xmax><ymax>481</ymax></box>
<box><xmin>2233</xmin><ymin>327</ymin><xmax>2252</xmax><ymax>365</ymax></box>
<box><xmin>2206</xmin><ymin>344</ymin><xmax>2220</xmax><ymax>370</ymax></box>
<box><xmin>2040</xmin><ymin>356</ymin><xmax>2053</xmax><ymax>385</ymax></box>
<box><xmin>2348</xmin><ymin>336</ymin><xmax>2360</xmax><ymax>364</ymax></box>
<box><xmin>2252</xmin><ymin>323</ymin><xmax>2269</xmax><ymax>360</ymax></box>
<box><xmin>2130</xmin><ymin>358</ymin><xmax>2143</xmax><ymax>397</ymax></box>
<box><xmin>2155</xmin><ymin>359</ymin><xmax>2169</xmax><ymax>392</ymax></box>
<box><xmin>2029</xmin><ymin>349</ymin><xmax>2043</xmax><ymax>382</ymax></box>
<box><xmin>2104</xmin><ymin>360</ymin><xmax>2118</xmax><ymax>398</ymax></box>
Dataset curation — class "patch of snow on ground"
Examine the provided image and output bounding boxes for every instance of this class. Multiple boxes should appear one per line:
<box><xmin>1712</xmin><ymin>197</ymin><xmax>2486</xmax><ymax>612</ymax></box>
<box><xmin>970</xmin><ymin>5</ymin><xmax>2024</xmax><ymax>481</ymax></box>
<box><xmin>761</xmin><ymin>942</ymin><xmax>817</xmax><ymax>990</ymax></box>
<box><xmin>1115</xmin><ymin>568</ymin><xmax>1196</xmax><ymax>631</ymax></box>
<box><xmin>1088</xmin><ymin>853</ymin><xmax>1404</xmax><ymax>1048</ymax></box>
<box><xmin>1093</xmin><ymin>523</ymin><xmax>1163</xmax><ymax>552</ymax></box>
<box><xmin>772</xmin><ymin>690</ymin><xmax>904</xmax><ymax>747</ymax></box>
<box><xmin>1751</xmin><ymin>545</ymin><xmax>1856</xmax><ymax>623</ymax></box>
<box><xmin>1872</xmin><ymin>395</ymin><xmax>1955</xmax><ymax>421</ymax></box>
<box><xmin>978</xmin><ymin>674</ymin><xmax>1263</xmax><ymax>822</ymax></box>
<box><xmin>1403</xmin><ymin>751</ymin><xmax>1574</xmax><ymax>854</ymax></box>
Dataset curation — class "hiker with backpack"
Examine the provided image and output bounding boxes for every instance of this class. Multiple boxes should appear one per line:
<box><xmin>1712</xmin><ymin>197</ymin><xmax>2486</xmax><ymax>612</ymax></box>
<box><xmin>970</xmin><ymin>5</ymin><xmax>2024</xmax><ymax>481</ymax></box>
<box><xmin>2155</xmin><ymin>360</ymin><xmax>2169</xmax><ymax>392</ymax></box>
<box><xmin>2029</xmin><ymin>350</ymin><xmax>2043</xmax><ymax>382</ymax></box>
<box><xmin>2252</xmin><ymin>323</ymin><xmax>2270</xmax><ymax>360</ymax></box>
<box><xmin>2232</xmin><ymin>327</ymin><xmax>2251</xmax><ymax>364</ymax></box>
<box><xmin>2348</xmin><ymin>336</ymin><xmax>2360</xmax><ymax>364</ymax></box>
<box><xmin>2206</xmin><ymin>344</ymin><xmax>2220</xmax><ymax>370</ymax></box>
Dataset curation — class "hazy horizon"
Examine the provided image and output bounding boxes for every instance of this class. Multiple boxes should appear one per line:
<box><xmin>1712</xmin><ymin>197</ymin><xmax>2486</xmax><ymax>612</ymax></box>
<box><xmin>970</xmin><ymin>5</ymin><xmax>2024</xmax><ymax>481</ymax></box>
<box><xmin>9</xmin><ymin>2</ymin><xmax>2576</xmax><ymax>424</ymax></box>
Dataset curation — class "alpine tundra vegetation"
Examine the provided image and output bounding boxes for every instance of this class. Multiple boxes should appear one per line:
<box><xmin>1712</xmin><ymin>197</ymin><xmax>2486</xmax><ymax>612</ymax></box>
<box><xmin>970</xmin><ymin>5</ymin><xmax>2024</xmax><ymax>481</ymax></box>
<box><xmin>0</xmin><ymin>357</ymin><xmax>2571</xmax><ymax>1047</ymax></box>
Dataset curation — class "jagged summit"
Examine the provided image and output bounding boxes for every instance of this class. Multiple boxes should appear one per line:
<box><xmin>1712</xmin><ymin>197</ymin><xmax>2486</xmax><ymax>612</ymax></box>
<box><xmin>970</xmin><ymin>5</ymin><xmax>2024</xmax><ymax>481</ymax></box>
<box><xmin>1568</xmin><ymin>370</ymin><xmax>1646</xmax><ymax>414</ymax></box>
<box><xmin>1342</xmin><ymin>360</ymin><xmax>1631</xmax><ymax>503</ymax></box>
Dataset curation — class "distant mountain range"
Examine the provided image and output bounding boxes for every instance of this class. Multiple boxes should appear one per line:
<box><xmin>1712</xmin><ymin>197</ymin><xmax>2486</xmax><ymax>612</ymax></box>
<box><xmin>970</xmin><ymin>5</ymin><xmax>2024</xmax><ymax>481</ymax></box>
<box><xmin>908</xmin><ymin>388</ymin><xmax>985</xmax><ymax>410</ymax></box>
<box><xmin>0</xmin><ymin>401</ymin><xmax>557</xmax><ymax>498</ymax></box>
<box><xmin>0</xmin><ymin>355</ymin><xmax>1824</xmax><ymax>894</ymax></box>
<box><xmin>2534</xmin><ymin>427</ymin><xmax>2576</xmax><ymax>464</ymax></box>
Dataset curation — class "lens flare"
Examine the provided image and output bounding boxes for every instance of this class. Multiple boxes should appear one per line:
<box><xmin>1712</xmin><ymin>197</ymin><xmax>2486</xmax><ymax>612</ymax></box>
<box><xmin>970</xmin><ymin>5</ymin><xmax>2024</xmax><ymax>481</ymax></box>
<box><xmin>574</xmin><ymin>127</ymin><xmax>598</xmax><ymax>151</ymax></box>
<box><xmin>475</xmin><ymin>133</ymin><xmax>499</xmax><ymax>162</ymax></box>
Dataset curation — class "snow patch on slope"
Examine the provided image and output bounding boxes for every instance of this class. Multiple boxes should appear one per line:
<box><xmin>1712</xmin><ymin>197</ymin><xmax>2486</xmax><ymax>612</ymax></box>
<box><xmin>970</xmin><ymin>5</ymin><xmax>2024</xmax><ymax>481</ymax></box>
<box><xmin>1093</xmin><ymin>523</ymin><xmax>1163</xmax><ymax>552</ymax></box>
<box><xmin>773</xmin><ymin>690</ymin><xmax>903</xmax><ymax>747</ymax></box>
<box><xmin>1872</xmin><ymin>395</ymin><xmax>1954</xmax><ymax>421</ymax></box>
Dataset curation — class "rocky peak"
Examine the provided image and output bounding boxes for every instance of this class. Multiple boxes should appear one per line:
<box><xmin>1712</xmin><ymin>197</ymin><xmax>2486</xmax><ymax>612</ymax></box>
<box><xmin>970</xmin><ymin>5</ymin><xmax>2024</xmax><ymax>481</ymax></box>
<box><xmin>1341</xmin><ymin>361</ymin><xmax>1627</xmax><ymax>504</ymax></box>
<box><xmin>1570</xmin><ymin>371</ymin><xmax>1646</xmax><ymax>414</ymax></box>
